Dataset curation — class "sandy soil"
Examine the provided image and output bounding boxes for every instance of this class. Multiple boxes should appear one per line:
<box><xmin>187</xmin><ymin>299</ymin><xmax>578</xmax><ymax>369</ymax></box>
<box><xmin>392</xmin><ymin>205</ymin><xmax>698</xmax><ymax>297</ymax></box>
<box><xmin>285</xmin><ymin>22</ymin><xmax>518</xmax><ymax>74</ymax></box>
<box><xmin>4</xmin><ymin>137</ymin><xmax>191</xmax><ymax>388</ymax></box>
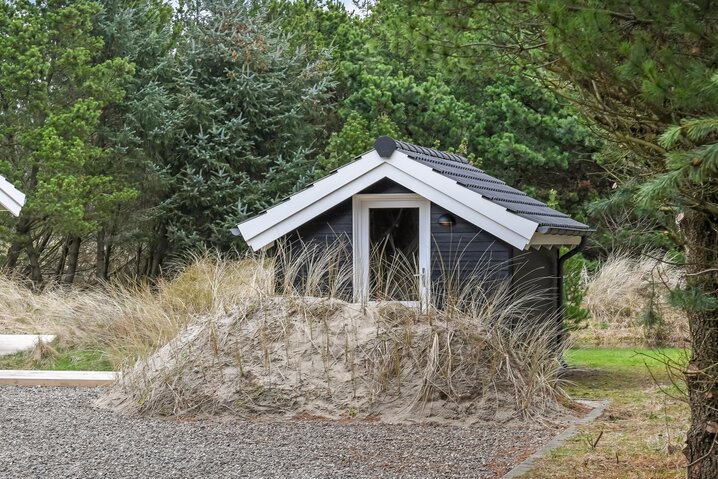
<box><xmin>99</xmin><ymin>297</ymin><xmax>577</xmax><ymax>427</ymax></box>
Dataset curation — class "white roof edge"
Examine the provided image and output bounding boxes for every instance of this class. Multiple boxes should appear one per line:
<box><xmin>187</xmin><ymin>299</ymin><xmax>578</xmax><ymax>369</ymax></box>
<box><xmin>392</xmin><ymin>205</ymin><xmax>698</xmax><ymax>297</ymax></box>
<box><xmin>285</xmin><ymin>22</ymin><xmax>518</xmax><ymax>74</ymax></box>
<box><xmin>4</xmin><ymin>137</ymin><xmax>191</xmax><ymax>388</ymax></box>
<box><xmin>237</xmin><ymin>151</ymin><xmax>385</xmax><ymax>241</ymax></box>
<box><xmin>0</xmin><ymin>175</ymin><xmax>25</xmax><ymax>217</ymax></box>
<box><xmin>237</xmin><ymin>150</ymin><xmax>540</xmax><ymax>251</ymax></box>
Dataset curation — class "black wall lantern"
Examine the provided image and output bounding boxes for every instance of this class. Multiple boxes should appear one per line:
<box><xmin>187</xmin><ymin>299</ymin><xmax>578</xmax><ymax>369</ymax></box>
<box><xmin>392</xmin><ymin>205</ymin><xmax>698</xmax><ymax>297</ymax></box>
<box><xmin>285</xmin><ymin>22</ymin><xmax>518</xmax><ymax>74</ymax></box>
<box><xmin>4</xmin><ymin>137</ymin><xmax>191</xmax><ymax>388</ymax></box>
<box><xmin>437</xmin><ymin>213</ymin><xmax>456</xmax><ymax>228</ymax></box>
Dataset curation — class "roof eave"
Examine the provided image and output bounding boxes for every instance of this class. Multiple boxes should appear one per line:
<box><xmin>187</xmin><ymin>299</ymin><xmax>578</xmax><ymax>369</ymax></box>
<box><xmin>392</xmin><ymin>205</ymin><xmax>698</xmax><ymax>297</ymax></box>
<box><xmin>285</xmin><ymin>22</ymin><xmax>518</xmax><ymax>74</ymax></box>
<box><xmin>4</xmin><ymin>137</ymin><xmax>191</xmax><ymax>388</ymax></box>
<box><xmin>237</xmin><ymin>149</ymin><xmax>540</xmax><ymax>251</ymax></box>
<box><xmin>535</xmin><ymin>225</ymin><xmax>594</xmax><ymax>236</ymax></box>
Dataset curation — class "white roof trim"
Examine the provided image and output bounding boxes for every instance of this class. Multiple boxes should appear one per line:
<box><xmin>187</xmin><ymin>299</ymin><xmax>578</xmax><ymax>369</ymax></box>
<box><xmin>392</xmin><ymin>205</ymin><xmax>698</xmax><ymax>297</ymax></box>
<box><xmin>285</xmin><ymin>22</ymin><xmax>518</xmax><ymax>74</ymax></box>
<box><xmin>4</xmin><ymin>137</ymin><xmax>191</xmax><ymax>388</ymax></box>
<box><xmin>237</xmin><ymin>149</ymin><xmax>579</xmax><ymax>251</ymax></box>
<box><xmin>0</xmin><ymin>175</ymin><xmax>25</xmax><ymax>217</ymax></box>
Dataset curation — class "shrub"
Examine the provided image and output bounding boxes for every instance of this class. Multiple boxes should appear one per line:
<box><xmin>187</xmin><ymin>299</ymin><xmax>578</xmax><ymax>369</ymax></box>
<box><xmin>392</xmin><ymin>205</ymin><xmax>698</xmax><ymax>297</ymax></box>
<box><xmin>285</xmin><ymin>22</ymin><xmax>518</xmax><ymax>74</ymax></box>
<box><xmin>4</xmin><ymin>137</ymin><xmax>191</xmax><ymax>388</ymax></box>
<box><xmin>562</xmin><ymin>252</ymin><xmax>594</xmax><ymax>330</ymax></box>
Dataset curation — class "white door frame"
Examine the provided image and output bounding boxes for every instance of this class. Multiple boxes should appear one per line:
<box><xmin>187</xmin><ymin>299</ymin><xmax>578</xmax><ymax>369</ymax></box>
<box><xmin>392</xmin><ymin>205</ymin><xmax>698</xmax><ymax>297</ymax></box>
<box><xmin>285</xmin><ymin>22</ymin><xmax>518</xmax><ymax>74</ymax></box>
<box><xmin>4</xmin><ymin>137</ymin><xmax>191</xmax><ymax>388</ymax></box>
<box><xmin>352</xmin><ymin>193</ymin><xmax>431</xmax><ymax>307</ymax></box>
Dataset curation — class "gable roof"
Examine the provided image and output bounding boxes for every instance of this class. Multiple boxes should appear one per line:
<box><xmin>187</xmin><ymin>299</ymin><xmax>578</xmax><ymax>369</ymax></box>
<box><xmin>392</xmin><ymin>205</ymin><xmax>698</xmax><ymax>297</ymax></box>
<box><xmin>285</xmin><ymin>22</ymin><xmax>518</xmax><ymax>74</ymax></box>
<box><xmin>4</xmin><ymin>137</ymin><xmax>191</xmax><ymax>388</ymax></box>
<box><xmin>387</xmin><ymin>138</ymin><xmax>591</xmax><ymax>235</ymax></box>
<box><xmin>236</xmin><ymin>136</ymin><xmax>591</xmax><ymax>251</ymax></box>
<box><xmin>0</xmin><ymin>175</ymin><xmax>25</xmax><ymax>217</ymax></box>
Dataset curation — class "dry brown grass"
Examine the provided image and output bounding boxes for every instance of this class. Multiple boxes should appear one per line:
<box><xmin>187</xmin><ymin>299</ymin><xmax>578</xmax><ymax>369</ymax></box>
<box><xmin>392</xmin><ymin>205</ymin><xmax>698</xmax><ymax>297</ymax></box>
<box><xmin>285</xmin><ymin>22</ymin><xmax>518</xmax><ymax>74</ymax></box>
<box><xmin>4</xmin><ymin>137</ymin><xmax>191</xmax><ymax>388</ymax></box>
<box><xmin>1</xmin><ymin>244</ymin><xmax>570</xmax><ymax>422</ymax></box>
<box><xmin>84</xmin><ymin>244</ymin><xmax>572</xmax><ymax>423</ymax></box>
<box><xmin>0</xmin><ymin>254</ymin><xmax>270</xmax><ymax>368</ymax></box>
<box><xmin>100</xmin><ymin>294</ymin><xmax>571</xmax><ymax>422</ymax></box>
<box><xmin>574</xmin><ymin>252</ymin><xmax>688</xmax><ymax>347</ymax></box>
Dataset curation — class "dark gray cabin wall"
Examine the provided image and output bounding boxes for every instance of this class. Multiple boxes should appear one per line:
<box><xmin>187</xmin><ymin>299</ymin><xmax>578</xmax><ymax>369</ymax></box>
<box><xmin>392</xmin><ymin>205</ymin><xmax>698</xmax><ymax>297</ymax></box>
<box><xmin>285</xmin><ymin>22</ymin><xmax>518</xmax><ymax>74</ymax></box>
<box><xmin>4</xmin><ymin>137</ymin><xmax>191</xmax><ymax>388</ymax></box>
<box><xmin>288</xmin><ymin>178</ymin><xmax>411</xmax><ymax>245</ymax></box>
<box><xmin>510</xmin><ymin>246</ymin><xmax>559</xmax><ymax>321</ymax></box>
<box><xmin>359</xmin><ymin>177</ymin><xmax>413</xmax><ymax>194</ymax></box>
<box><xmin>281</xmin><ymin>178</ymin><xmax>411</xmax><ymax>299</ymax></box>
<box><xmin>429</xmin><ymin>204</ymin><xmax>512</xmax><ymax>305</ymax></box>
<box><xmin>281</xmin><ymin>178</ymin><xmax>557</xmax><ymax>320</ymax></box>
<box><xmin>283</xmin><ymin>199</ymin><xmax>353</xmax><ymax>299</ymax></box>
<box><xmin>290</xmin><ymin>199</ymin><xmax>353</xmax><ymax>245</ymax></box>
<box><xmin>287</xmin><ymin>178</ymin><xmax>412</xmax><ymax>247</ymax></box>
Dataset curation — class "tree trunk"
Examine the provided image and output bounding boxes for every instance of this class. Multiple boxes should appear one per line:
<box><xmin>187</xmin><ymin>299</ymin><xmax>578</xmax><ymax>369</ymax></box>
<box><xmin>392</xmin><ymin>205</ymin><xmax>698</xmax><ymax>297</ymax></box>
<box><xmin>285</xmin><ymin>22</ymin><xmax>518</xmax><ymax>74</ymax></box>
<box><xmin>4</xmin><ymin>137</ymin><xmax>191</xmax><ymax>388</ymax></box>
<box><xmin>25</xmin><ymin>242</ymin><xmax>43</xmax><ymax>287</ymax></box>
<box><xmin>104</xmin><ymin>241</ymin><xmax>112</xmax><ymax>279</ymax></box>
<box><xmin>96</xmin><ymin>227</ymin><xmax>108</xmax><ymax>281</ymax></box>
<box><xmin>683</xmin><ymin>209</ymin><xmax>718</xmax><ymax>478</ymax></box>
<box><xmin>4</xmin><ymin>216</ymin><xmax>32</xmax><ymax>271</ymax></box>
<box><xmin>135</xmin><ymin>243</ymin><xmax>143</xmax><ymax>278</ymax></box>
<box><xmin>61</xmin><ymin>236</ymin><xmax>81</xmax><ymax>285</ymax></box>
<box><xmin>5</xmin><ymin>165</ymin><xmax>38</xmax><ymax>273</ymax></box>
<box><xmin>149</xmin><ymin>225</ymin><xmax>168</xmax><ymax>277</ymax></box>
<box><xmin>55</xmin><ymin>237</ymin><xmax>69</xmax><ymax>281</ymax></box>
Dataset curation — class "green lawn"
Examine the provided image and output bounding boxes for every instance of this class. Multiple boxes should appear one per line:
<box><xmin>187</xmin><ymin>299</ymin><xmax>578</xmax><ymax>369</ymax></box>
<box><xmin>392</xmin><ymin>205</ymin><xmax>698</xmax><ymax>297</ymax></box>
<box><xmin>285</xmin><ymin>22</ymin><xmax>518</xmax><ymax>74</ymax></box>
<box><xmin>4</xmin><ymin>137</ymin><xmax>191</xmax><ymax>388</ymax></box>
<box><xmin>529</xmin><ymin>347</ymin><xmax>689</xmax><ymax>479</ymax></box>
<box><xmin>566</xmin><ymin>347</ymin><xmax>687</xmax><ymax>372</ymax></box>
<box><xmin>0</xmin><ymin>345</ymin><xmax>113</xmax><ymax>371</ymax></box>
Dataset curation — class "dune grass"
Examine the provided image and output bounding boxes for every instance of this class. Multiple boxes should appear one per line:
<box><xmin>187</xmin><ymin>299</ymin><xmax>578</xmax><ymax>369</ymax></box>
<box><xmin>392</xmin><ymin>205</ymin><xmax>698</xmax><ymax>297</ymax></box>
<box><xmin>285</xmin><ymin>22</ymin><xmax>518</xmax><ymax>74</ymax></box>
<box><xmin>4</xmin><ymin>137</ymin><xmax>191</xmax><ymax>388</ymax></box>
<box><xmin>574</xmin><ymin>252</ymin><xmax>688</xmax><ymax>348</ymax></box>
<box><xmin>0</xmin><ymin>255</ymin><xmax>264</xmax><ymax>370</ymax></box>
<box><xmin>0</xmin><ymin>248</ymin><xmax>569</xmax><ymax>421</ymax></box>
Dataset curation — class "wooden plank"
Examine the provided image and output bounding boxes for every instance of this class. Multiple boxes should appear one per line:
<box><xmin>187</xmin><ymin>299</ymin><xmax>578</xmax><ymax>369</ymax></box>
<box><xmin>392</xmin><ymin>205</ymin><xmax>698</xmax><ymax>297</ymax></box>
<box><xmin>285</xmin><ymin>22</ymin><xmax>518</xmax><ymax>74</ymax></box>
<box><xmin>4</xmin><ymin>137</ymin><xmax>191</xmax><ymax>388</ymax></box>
<box><xmin>0</xmin><ymin>370</ymin><xmax>119</xmax><ymax>387</ymax></box>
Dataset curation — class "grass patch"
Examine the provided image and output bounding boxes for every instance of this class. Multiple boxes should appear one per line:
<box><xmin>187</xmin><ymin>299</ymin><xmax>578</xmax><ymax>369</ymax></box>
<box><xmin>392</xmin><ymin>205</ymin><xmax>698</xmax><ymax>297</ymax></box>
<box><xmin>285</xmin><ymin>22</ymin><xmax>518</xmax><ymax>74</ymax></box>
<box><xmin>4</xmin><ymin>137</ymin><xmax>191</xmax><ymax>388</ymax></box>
<box><xmin>566</xmin><ymin>347</ymin><xmax>686</xmax><ymax>372</ymax></box>
<box><xmin>528</xmin><ymin>347</ymin><xmax>688</xmax><ymax>478</ymax></box>
<box><xmin>0</xmin><ymin>345</ymin><xmax>113</xmax><ymax>371</ymax></box>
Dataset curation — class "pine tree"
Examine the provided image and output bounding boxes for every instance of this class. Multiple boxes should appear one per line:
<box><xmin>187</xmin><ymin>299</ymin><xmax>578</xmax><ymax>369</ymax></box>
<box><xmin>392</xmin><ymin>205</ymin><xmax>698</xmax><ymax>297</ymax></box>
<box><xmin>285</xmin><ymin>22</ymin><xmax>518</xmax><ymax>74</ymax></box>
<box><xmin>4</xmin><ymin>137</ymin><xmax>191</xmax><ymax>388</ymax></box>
<box><xmin>92</xmin><ymin>0</ymin><xmax>177</xmax><ymax>279</ymax></box>
<box><xmin>149</xmin><ymin>0</ymin><xmax>334</xmax><ymax>265</ymax></box>
<box><xmin>0</xmin><ymin>0</ymin><xmax>134</xmax><ymax>284</ymax></box>
<box><xmin>397</xmin><ymin>1</ymin><xmax>718</xmax><ymax>474</ymax></box>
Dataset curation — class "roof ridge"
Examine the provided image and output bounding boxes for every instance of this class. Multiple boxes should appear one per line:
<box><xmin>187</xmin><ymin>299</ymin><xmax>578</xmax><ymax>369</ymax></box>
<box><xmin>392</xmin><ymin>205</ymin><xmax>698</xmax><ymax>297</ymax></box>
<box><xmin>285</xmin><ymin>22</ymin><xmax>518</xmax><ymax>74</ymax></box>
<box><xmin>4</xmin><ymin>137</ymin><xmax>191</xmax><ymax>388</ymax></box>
<box><xmin>395</xmin><ymin>139</ymin><xmax>469</xmax><ymax>164</ymax></box>
<box><xmin>374</xmin><ymin>136</ymin><xmax>469</xmax><ymax>164</ymax></box>
<box><xmin>369</xmin><ymin>135</ymin><xmax>591</xmax><ymax>235</ymax></box>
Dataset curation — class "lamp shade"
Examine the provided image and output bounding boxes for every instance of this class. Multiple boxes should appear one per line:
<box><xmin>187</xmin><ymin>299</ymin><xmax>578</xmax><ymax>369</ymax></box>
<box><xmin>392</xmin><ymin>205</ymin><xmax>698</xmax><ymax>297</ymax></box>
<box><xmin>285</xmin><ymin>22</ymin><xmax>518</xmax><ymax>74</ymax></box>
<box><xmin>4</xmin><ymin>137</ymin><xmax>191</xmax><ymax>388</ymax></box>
<box><xmin>438</xmin><ymin>214</ymin><xmax>455</xmax><ymax>227</ymax></box>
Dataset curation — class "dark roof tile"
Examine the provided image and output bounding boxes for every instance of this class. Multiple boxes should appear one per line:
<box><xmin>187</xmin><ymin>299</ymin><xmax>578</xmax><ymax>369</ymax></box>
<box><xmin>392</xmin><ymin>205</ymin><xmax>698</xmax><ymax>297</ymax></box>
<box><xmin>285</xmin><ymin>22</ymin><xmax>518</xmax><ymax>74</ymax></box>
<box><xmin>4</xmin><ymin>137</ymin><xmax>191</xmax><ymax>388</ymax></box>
<box><xmin>388</xmin><ymin>138</ymin><xmax>591</xmax><ymax>235</ymax></box>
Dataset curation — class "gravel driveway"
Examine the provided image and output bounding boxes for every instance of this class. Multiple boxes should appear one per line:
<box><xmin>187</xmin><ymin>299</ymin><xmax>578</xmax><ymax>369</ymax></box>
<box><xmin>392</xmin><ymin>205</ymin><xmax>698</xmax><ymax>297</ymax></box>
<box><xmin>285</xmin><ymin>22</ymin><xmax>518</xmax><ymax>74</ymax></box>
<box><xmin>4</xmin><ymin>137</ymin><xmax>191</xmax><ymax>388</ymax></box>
<box><xmin>0</xmin><ymin>386</ymin><xmax>560</xmax><ymax>478</ymax></box>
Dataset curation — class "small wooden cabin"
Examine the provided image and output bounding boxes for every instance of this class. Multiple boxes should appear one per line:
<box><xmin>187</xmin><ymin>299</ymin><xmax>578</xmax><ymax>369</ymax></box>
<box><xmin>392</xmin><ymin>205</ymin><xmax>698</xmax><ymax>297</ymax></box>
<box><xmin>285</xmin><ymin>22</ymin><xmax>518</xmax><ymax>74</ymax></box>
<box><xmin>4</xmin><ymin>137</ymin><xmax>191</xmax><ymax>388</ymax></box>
<box><xmin>236</xmin><ymin>137</ymin><xmax>591</xmax><ymax>324</ymax></box>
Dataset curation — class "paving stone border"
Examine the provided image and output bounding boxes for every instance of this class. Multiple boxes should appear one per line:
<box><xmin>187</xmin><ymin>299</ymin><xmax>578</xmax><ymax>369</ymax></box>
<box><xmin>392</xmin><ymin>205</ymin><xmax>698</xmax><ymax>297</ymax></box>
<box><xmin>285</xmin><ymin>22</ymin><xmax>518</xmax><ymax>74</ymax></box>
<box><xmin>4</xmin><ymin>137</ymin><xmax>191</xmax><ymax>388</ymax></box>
<box><xmin>501</xmin><ymin>400</ymin><xmax>610</xmax><ymax>479</ymax></box>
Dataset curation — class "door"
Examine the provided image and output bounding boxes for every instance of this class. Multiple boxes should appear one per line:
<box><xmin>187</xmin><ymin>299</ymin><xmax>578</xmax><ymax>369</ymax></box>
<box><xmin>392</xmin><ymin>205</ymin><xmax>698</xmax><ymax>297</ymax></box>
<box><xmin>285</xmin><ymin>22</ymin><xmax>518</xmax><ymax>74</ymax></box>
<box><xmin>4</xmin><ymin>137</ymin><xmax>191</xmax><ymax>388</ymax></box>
<box><xmin>353</xmin><ymin>194</ymin><xmax>430</xmax><ymax>306</ymax></box>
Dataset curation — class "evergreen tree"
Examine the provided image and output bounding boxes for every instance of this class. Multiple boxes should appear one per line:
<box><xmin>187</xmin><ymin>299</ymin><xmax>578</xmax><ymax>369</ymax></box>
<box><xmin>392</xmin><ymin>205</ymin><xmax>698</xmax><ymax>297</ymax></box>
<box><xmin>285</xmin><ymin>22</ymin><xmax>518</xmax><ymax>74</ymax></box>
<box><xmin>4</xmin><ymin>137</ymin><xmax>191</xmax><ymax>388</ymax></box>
<box><xmin>150</xmin><ymin>0</ymin><xmax>334</xmax><ymax>264</ymax></box>
<box><xmin>272</xmin><ymin>0</ymin><xmax>600</xmax><ymax>210</ymax></box>
<box><xmin>92</xmin><ymin>0</ymin><xmax>177</xmax><ymax>279</ymax></box>
<box><xmin>0</xmin><ymin>0</ymin><xmax>134</xmax><ymax>284</ymax></box>
<box><xmin>399</xmin><ymin>1</ymin><xmax>718</xmax><ymax>474</ymax></box>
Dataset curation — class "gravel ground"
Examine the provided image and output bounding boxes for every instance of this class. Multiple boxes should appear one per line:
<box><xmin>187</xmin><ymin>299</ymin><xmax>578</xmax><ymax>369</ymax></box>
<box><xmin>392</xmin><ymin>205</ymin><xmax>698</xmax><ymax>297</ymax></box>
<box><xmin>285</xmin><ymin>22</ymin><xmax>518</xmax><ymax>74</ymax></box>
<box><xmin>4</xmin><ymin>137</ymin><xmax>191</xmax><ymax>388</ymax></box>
<box><xmin>0</xmin><ymin>386</ymin><xmax>562</xmax><ymax>479</ymax></box>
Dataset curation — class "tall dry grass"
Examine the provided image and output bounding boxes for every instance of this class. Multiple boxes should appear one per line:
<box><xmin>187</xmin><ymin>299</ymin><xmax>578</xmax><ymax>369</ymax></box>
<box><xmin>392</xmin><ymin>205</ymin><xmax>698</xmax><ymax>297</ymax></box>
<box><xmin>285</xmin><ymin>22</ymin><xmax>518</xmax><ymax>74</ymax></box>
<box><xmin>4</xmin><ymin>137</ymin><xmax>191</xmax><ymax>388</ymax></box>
<box><xmin>92</xmin><ymin>241</ymin><xmax>569</xmax><ymax>420</ymax></box>
<box><xmin>2</xmin><ymin>241</ymin><xmax>568</xmax><ymax>419</ymax></box>
<box><xmin>0</xmin><ymin>255</ymin><xmax>271</xmax><ymax>368</ymax></box>
<box><xmin>576</xmin><ymin>251</ymin><xmax>688</xmax><ymax>346</ymax></box>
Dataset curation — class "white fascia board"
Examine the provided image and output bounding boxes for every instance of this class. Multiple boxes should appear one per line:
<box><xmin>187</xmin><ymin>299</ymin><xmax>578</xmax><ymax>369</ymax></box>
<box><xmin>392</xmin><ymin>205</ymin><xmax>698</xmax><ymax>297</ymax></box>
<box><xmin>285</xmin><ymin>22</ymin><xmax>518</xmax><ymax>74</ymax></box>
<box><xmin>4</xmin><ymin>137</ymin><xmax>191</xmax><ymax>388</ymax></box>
<box><xmin>237</xmin><ymin>151</ymin><xmax>385</xmax><ymax>242</ymax></box>
<box><xmin>244</xmin><ymin>163</ymin><xmax>395</xmax><ymax>250</ymax></box>
<box><xmin>0</xmin><ymin>176</ymin><xmax>25</xmax><ymax>217</ymax></box>
<box><xmin>528</xmin><ymin>233</ymin><xmax>582</xmax><ymax>248</ymax></box>
<box><xmin>388</xmin><ymin>152</ymin><xmax>538</xmax><ymax>242</ymax></box>
<box><xmin>243</xmin><ymin>157</ymin><xmax>539</xmax><ymax>251</ymax></box>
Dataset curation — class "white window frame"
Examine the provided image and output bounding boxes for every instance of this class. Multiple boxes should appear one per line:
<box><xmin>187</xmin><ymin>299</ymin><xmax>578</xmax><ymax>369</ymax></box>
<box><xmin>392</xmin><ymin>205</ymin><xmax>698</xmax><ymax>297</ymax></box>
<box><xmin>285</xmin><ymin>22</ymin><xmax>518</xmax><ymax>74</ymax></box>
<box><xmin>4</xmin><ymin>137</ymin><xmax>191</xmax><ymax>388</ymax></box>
<box><xmin>352</xmin><ymin>193</ymin><xmax>431</xmax><ymax>308</ymax></box>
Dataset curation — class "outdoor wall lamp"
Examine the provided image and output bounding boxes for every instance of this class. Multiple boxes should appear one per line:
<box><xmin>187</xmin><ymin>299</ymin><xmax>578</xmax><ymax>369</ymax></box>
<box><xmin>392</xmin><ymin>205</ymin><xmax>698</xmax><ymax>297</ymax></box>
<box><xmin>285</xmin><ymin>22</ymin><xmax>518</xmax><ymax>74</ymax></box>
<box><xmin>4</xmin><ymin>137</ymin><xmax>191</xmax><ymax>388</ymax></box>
<box><xmin>438</xmin><ymin>214</ymin><xmax>456</xmax><ymax>228</ymax></box>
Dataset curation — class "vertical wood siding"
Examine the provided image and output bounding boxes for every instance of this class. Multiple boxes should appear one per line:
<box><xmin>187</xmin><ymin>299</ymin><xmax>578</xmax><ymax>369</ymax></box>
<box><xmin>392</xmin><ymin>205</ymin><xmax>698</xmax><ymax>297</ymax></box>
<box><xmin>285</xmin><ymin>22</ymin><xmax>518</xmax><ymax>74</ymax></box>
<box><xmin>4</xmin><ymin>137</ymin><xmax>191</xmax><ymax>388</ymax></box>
<box><xmin>510</xmin><ymin>246</ymin><xmax>559</xmax><ymax>321</ymax></box>
<box><xmin>429</xmin><ymin>204</ymin><xmax>512</xmax><ymax>306</ymax></box>
<box><xmin>278</xmin><ymin>178</ymin><xmax>559</xmax><ymax>325</ymax></box>
<box><xmin>281</xmin><ymin>199</ymin><xmax>353</xmax><ymax>299</ymax></box>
